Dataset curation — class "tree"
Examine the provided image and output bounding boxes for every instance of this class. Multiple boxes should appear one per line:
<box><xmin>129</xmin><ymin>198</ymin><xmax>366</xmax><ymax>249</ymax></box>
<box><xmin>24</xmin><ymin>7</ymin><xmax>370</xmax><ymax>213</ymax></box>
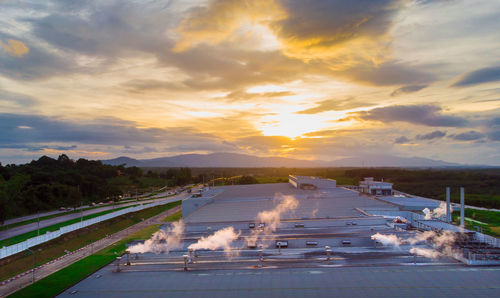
<box><xmin>238</xmin><ymin>176</ymin><xmax>258</xmax><ymax>185</ymax></box>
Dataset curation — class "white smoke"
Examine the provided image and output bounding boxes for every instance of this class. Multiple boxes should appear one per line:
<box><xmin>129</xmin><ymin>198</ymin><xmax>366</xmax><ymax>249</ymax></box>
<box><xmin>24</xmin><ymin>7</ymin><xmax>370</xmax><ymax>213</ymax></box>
<box><xmin>128</xmin><ymin>220</ymin><xmax>185</xmax><ymax>254</ymax></box>
<box><xmin>423</xmin><ymin>208</ymin><xmax>432</xmax><ymax>220</ymax></box>
<box><xmin>257</xmin><ymin>194</ymin><xmax>299</xmax><ymax>233</ymax></box>
<box><xmin>372</xmin><ymin>230</ymin><xmax>459</xmax><ymax>259</ymax></box>
<box><xmin>371</xmin><ymin>233</ymin><xmax>401</xmax><ymax>247</ymax></box>
<box><xmin>410</xmin><ymin>247</ymin><xmax>441</xmax><ymax>258</ymax></box>
<box><xmin>311</xmin><ymin>208</ymin><xmax>319</xmax><ymax>218</ymax></box>
<box><xmin>188</xmin><ymin>226</ymin><xmax>241</xmax><ymax>254</ymax></box>
<box><xmin>423</xmin><ymin>202</ymin><xmax>449</xmax><ymax>220</ymax></box>
<box><xmin>432</xmin><ymin>202</ymin><xmax>448</xmax><ymax>218</ymax></box>
<box><xmin>245</xmin><ymin>194</ymin><xmax>299</xmax><ymax>248</ymax></box>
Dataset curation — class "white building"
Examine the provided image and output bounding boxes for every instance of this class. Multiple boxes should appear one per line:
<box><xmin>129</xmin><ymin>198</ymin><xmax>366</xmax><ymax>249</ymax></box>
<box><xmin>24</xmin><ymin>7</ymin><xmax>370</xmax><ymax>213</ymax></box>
<box><xmin>360</xmin><ymin>177</ymin><xmax>392</xmax><ymax>196</ymax></box>
<box><xmin>289</xmin><ymin>175</ymin><xmax>336</xmax><ymax>190</ymax></box>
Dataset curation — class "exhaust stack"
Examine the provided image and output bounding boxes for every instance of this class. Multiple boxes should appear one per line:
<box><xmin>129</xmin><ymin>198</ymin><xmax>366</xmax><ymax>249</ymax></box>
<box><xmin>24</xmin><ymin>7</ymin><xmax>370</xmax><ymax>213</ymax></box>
<box><xmin>114</xmin><ymin>257</ymin><xmax>122</xmax><ymax>273</ymax></box>
<box><xmin>446</xmin><ymin>187</ymin><xmax>451</xmax><ymax>223</ymax></box>
<box><xmin>258</xmin><ymin>245</ymin><xmax>263</xmax><ymax>268</ymax></box>
<box><xmin>460</xmin><ymin>187</ymin><xmax>465</xmax><ymax>228</ymax></box>
<box><xmin>126</xmin><ymin>251</ymin><xmax>131</xmax><ymax>266</ymax></box>
<box><xmin>183</xmin><ymin>255</ymin><xmax>189</xmax><ymax>271</ymax></box>
<box><xmin>325</xmin><ymin>246</ymin><xmax>331</xmax><ymax>262</ymax></box>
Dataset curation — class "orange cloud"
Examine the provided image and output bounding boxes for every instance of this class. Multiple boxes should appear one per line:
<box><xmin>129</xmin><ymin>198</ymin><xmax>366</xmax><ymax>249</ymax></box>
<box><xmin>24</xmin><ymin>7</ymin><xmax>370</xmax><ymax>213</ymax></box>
<box><xmin>1</xmin><ymin>39</ymin><xmax>30</xmax><ymax>57</ymax></box>
<box><xmin>173</xmin><ymin>0</ymin><xmax>284</xmax><ymax>52</ymax></box>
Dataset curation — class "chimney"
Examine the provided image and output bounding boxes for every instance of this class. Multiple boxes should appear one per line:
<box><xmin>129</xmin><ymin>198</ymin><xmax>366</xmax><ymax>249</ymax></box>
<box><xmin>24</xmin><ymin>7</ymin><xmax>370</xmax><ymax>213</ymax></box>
<box><xmin>460</xmin><ymin>187</ymin><xmax>465</xmax><ymax>228</ymax></box>
<box><xmin>446</xmin><ymin>187</ymin><xmax>451</xmax><ymax>223</ymax></box>
<box><xmin>325</xmin><ymin>246</ymin><xmax>331</xmax><ymax>262</ymax></box>
<box><xmin>183</xmin><ymin>255</ymin><xmax>189</xmax><ymax>271</ymax></box>
<box><xmin>258</xmin><ymin>245</ymin><xmax>263</xmax><ymax>268</ymax></box>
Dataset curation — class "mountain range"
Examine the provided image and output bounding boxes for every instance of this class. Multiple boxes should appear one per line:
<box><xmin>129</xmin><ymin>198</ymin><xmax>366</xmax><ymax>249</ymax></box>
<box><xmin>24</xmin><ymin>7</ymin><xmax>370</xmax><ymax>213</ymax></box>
<box><xmin>101</xmin><ymin>152</ymin><xmax>462</xmax><ymax>168</ymax></box>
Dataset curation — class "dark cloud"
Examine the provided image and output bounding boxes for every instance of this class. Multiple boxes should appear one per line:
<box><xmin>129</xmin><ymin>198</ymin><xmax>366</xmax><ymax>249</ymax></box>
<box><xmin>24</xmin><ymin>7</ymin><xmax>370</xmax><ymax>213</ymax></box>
<box><xmin>0</xmin><ymin>89</ymin><xmax>38</xmax><ymax>106</ymax></box>
<box><xmin>0</xmin><ymin>33</ymin><xmax>72</xmax><ymax>80</ymax></box>
<box><xmin>0</xmin><ymin>113</ymin><xmax>226</xmax><ymax>149</ymax></box>
<box><xmin>416</xmin><ymin>130</ymin><xmax>446</xmax><ymax>140</ymax></box>
<box><xmin>394</xmin><ymin>136</ymin><xmax>410</xmax><ymax>144</ymax></box>
<box><xmin>391</xmin><ymin>84</ymin><xmax>428</xmax><ymax>96</ymax></box>
<box><xmin>296</xmin><ymin>97</ymin><xmax>372</xmax><ymax>114</ymax></box>
<box><xmin>157</xmin><ymin>45</ymin><xmax>315</xmax><ymax>91</ymax></box>
<box><xmin>486</xmin><ymin>117</ymin><xmax>500</xmax><ymax>141</ymax></box>
<box><xmin>272</xmin><ymin>0</ymin><xmax>402</xmax><ymax>48</ymax></box>
<box><xmin>448</xmin><ymin>131</ymin><xmax>485</xmax><ymax>141</ymax></box>
<box><xmin>339</xmin><ymin>62</ymin><xmax>435</xmax><ymax>86</ymax></box>
<box><xmin>0</xmin><ymin>144</ymin><xmax>77</xmax><ymax>152</ymax></box>
<box><xmin>27</xmin><ymin>1</ymin><xmax>173</xmax><ymax>57</ymax></box>
<box><xmin>355</xmin><ymin>105</ymin><xmax>468</xmax><ymax>127</ymax></box>
<box><xmin>452</xmin><ymin>66</ymin><xmax>500</xmax><ymax>87</ymax></box>
<box><xmin>0</xmin><ymin>1</ymin><xmax>173</xmax><ymax>80</ymax></box>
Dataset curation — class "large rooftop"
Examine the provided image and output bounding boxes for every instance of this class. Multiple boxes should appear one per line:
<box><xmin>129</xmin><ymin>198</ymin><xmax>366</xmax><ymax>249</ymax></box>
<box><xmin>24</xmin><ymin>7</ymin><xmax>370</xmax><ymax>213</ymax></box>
<box><xmin>59</xmin><ymin>265</ymin><xmax>500</xmax><ymax>297</ymax></box>
<box><xmin>57</xmin><ymin>182</ymin><xmax>500</xmax><ymax>297</ymax></box>
<box><xmin>183</xmin><ymin>183</ymin><xmax>392</xmax><ymax>223</ymax></box>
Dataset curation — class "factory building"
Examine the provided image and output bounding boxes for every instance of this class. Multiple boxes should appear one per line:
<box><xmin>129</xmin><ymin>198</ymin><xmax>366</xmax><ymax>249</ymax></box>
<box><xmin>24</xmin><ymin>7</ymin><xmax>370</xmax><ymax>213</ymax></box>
<box><xmin>288</xmin><ymin>175</ymin><xmax>336</xmax><ymax>190</ymax></box>
<box><xmin>360</xmin><ymin>177</ymin><xmax>393</xmax><ymax>196</ymax></box>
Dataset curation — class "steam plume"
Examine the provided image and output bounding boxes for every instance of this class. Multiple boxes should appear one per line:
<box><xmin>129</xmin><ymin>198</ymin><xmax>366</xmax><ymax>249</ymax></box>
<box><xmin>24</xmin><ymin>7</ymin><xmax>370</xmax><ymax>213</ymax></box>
<box><xmin>371</xmin><ymin>233</ymin><xmax>401</xmax><ymax>247</ymax></box>
<box><xmin>257</xmin><ymin>194</ymin><xmax>299</xmax><ymax>233</ymax></box>
<box><xmin>128</xmin><ymin>220</ymin><xmax>185</xmax><ymax>254</ymax></box>
<box><xmin>410</xmin><ymin>247</ymin><xmax>441</xmax><ymax>258</ymax></box>
<box><xmin>372</xmin><ymin>230</ymin><xmax>459</xmax><ymax>259</ymax></box>
<box><xmin>188</xmin><ymin>226</ymin><xmax>241</xmax><ymax>254</ymax></box>
<box><xmin>423</xmin><ymin>202</ymin><xmax>449</xmax><ymax>220</ymax></box>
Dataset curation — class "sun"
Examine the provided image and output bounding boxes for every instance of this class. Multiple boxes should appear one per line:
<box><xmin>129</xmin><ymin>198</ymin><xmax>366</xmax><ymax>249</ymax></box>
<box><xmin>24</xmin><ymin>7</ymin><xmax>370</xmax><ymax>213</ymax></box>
<box><xmin>257</xmin><ymin>112</ymin><xmax>330</xmax><ymax>138</ymax></box>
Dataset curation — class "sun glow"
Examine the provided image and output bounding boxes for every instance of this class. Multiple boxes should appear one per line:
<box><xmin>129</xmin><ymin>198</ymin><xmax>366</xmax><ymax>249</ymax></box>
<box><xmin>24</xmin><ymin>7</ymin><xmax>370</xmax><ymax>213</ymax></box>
<box><xmin>258</xmin><ymin>112</ymin><xmax>330</xmax><ymax>138</ymax></box>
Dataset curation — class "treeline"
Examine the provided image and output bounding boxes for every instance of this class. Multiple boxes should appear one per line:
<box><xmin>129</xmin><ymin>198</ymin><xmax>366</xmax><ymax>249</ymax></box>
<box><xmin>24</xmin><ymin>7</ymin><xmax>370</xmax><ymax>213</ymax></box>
<box><xmin>343</xmin><ymin>168</ymin><xmax>500</xmax><ymax>208</ymax></box>
<box><xmin>0</xmin><ymin>155</ymin><xmax>196</xmax><ymax>223</ymax></box>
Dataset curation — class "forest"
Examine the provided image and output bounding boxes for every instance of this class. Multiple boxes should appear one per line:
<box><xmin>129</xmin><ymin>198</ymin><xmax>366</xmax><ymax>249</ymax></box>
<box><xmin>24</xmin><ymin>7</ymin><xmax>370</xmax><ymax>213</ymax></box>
<box><xmin>0</xmin><ymin>155</ymin><xmax>195</xmax><ymax>223</ymax></box>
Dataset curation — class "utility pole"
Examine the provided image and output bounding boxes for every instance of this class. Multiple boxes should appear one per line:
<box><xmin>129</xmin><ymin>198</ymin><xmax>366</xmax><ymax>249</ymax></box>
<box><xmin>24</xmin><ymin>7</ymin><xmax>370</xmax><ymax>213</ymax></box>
<box><xmin>136</xmin><ymin>188</ymin><xmax>138</xmax><ymax>202</ymax></box>
<box><xmin>37</xmin><ymin>210</ymin><xmax>40</xmax><ymax>237</ymax></box>
<box><xmin>27</xmin><ymin>248</ymin><xmax>36</xmax><ymax>283</ymax></box>
<box><xmin>80</xmin><ymin>200</ymin><xmax>83</xmax><ymax>223</ymax></box>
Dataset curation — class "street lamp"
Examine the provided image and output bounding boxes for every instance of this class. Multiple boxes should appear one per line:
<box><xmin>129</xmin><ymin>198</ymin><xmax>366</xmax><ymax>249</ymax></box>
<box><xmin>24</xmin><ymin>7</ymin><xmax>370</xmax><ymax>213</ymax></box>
<box><xmin>26</xmin><ymin>248</ymin><xmax>40</xmax><ymax>283</ymax></box>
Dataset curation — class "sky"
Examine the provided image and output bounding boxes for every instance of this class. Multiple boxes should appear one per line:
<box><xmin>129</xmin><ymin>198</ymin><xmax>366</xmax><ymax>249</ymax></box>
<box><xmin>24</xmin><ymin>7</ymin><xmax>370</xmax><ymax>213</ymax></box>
<box><xmin>0</xmin><ymin>0</ymin><xmax>499</xmax><ymax>165</ymax></box>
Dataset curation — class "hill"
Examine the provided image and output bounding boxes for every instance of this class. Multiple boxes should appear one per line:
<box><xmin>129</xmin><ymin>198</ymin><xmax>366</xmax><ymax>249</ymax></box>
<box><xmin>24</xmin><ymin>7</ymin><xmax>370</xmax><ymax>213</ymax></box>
<box><xmin>101</xmin><ymin>152</ymin><xmax>461</xmax><ymax>168</ymax></box>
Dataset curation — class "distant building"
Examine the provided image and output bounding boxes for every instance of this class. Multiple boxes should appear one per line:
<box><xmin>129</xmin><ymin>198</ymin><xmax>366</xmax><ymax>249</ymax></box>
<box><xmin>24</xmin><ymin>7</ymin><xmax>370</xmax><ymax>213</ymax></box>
<box><xmin>288</xmin><ymin>175</ymin><xmax>336</xmax><ymax>190</ymax></box>
<box><xmin>360</xmin><ymin>177</ymin><xmax>392</xmax><ymax>196</ymax></box>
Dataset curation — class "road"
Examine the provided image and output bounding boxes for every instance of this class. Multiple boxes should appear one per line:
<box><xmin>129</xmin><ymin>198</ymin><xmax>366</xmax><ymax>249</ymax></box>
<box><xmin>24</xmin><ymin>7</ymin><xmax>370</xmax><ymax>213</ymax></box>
<box><xmin>0</xmin><ymin>195</ymin><xmax>186</xmax><ymax>241</ymax></box>
<box><xmin>0</xmin><ymin>204</ymin><xmax>182</xmax><ymax>297</ymax></box>
<box><xmin>0</xmin><ymin>185</ymin><xmax>183</xmax><ymax>227</ymax></box>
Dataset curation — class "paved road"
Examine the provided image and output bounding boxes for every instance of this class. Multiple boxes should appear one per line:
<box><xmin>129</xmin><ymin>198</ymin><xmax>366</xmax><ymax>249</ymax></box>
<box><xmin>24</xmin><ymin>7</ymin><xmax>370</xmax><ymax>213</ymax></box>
<box><xmin>2</xmin><ymin>210</ymin><xmax>69</xmax><ymax>227</ymax></box>
<box><xmin>0</xmin><ymin>204</ymin><xmax>182</xmax><ymax>297</ymax></box>
<box><xmin>0</xmin><ymin>185</ymin><xmax>182</xmax><ymax>227</ymax></box>
<box><xmin>0</xmin><ymin>195</ymin><xmax>186</xmax><ymax>241</ymax></box>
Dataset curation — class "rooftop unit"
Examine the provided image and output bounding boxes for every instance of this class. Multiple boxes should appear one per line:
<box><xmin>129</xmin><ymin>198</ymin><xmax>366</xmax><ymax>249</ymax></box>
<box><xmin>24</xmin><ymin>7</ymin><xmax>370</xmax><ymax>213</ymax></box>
<box><xmin>360</xmin><ymin>177</ymin><xmax>392</xmax><ymax>196</ymax></box>
<box><xmin>289</xmin><ymin>175</ymin><xmax>336</xmax><ymax>190</ymax></box>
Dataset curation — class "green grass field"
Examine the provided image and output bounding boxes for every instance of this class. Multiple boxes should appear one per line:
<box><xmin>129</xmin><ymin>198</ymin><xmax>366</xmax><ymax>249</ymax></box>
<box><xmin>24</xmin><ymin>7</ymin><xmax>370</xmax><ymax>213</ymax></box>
<box><xmin>453</xmin><ymin>208</ymin><xmax>500</xmax><ymax>237</ymax></box>
<box><xmin>255</xmin><ymin>177</ymin><xmax>288</xmax><ymax>184</ymax></box>
<box><xmin>161</xmin><ymin>210</ymin><xmax>182</xmax><ymax>222</ymax></box>
<box><xmin>8</xmin><ymin>206</ymin><xmax>181</xmax><ymax>298</ymax></box>
<box><xmin>0</xmin><ymin>201</ymin><xmax>181</xmax><ymax>282</ymax></box>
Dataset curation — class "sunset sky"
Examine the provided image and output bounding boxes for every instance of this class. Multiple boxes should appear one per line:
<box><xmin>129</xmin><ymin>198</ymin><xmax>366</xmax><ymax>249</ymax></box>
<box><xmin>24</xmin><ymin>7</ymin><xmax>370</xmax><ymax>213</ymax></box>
<box><xmin>1</xmin><ymin>0</ymin><xmax>499</xmax><ymax>165</ymax></box>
